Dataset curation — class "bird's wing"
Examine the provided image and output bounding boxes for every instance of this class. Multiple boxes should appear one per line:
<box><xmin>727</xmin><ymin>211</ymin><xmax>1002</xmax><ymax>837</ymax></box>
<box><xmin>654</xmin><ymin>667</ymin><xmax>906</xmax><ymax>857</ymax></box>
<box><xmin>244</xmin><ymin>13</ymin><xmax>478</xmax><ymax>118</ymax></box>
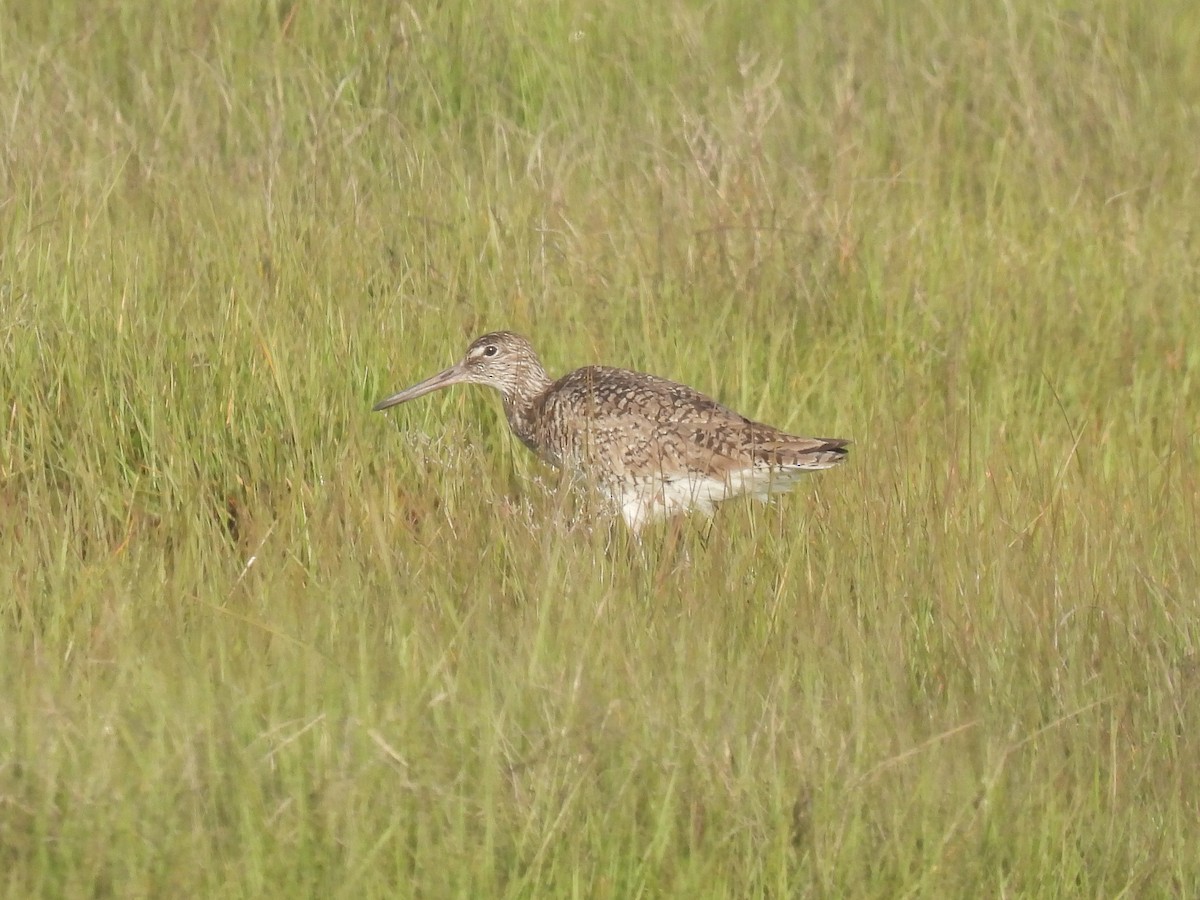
<box><xmin>546</xmin><ymin>366</ymin><xmax>846</xmax><ymax>480</ymax></box>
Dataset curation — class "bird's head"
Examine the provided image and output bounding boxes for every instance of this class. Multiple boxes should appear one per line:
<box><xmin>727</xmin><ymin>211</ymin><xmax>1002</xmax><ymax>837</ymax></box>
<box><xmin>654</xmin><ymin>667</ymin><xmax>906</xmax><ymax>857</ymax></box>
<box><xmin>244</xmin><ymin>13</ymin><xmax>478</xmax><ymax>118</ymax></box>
<box><xmin>372</xmin><ymin>331</ymin><xmax>549</xmax><ymax>411</ymax></box>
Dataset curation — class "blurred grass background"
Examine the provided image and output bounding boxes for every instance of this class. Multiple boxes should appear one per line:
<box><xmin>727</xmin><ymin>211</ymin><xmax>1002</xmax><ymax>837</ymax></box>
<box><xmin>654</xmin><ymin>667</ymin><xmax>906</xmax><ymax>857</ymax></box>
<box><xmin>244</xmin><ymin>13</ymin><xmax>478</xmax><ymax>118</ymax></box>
<box><xmin>2</xmin><ymin>0</ymin><xmax>1199</xmax><ymax>895</ymax></box>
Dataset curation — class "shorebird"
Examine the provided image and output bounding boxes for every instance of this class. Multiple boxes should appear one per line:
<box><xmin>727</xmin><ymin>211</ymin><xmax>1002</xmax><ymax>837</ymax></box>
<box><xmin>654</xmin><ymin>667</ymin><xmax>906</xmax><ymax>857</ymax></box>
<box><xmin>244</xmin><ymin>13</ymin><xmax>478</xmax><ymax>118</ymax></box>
<box><xmin>373</xmin><ymin>332</ymin><xmax>848</xmax><ymax>531</ymax></box>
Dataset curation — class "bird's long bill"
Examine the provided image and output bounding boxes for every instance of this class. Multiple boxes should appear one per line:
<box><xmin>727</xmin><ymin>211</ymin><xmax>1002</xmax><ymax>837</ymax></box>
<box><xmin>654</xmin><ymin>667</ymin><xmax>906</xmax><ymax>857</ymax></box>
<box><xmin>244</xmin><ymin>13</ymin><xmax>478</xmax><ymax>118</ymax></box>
<box><xmin>372</xmin><ymin>363</ymin><xmax>469</xmax><ymax>412</ymax></box>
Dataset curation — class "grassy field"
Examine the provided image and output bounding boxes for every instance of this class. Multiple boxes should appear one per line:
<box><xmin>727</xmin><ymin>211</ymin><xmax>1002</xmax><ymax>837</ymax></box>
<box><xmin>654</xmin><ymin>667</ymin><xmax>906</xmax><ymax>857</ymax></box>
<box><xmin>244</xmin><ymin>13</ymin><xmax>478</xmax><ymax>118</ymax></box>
<box><xmin>3</xmin><ymin>0</ymin><xmax>1199</xmax><ymax>895</ymax></box>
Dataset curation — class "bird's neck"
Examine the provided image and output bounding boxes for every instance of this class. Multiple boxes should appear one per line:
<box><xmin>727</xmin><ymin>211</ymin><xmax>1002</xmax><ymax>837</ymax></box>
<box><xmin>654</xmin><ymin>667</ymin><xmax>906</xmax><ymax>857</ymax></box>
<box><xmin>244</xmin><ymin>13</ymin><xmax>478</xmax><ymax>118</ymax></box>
<box><xmin>500</xmin><ymin>365</ymin><xmax>553</xmax><ymax>455</ymax></box>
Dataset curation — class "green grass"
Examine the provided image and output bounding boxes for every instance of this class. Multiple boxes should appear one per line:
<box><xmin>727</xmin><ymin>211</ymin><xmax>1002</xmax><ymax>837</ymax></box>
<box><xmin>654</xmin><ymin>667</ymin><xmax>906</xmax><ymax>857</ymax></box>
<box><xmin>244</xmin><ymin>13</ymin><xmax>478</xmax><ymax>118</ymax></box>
<box><xmin>2</xmin><ymin>0</ymin><xmax>1199</xmax><ymax>895</ymax></box>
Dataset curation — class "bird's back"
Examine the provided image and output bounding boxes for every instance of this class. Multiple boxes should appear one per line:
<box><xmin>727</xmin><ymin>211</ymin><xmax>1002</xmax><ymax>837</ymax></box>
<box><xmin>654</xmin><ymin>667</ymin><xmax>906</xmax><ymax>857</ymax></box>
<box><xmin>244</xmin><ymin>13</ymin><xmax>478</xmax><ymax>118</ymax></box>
<box><xmin>532</xmin><ymin>365</ymin><xmax>847</xmax><ymax>481</ymax></box>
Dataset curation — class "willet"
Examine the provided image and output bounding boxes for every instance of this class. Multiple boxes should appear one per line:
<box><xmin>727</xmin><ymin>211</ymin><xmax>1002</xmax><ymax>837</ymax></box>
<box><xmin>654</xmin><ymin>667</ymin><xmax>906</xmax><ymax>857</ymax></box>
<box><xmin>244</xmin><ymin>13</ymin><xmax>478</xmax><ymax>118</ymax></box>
<box><xmin>374</xmin><ymin>332</ymin><xmax>848</xmax><ymax>531</ymax></box>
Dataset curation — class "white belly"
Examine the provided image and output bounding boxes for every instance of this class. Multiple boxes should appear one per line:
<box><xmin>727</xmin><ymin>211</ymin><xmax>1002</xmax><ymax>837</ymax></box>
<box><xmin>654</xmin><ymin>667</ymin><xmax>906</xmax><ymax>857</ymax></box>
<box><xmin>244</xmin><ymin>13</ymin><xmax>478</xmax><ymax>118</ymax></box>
<box><xmin>609</xmin><ymin>465</ymin><xmax>814</xmax><ymax>531</ymax></box>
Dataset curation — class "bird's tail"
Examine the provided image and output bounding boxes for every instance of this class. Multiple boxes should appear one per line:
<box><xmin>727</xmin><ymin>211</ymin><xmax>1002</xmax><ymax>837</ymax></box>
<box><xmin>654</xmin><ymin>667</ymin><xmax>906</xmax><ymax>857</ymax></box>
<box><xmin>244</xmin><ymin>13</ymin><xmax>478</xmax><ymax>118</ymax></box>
<box><xmin>759</xmin><ymin>437</ymin><xmax>850</xmax><ymax>470</ymax></box>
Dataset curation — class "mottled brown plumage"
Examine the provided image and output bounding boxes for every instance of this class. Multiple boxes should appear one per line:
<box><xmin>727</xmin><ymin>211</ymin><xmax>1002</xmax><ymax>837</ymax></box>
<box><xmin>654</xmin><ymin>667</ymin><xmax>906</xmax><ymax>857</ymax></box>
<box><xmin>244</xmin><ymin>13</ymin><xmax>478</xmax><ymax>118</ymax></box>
<box><xmin>373</xmin><ymin>332</ymin><xmax>848</xmax><ymax>530</ymax></box>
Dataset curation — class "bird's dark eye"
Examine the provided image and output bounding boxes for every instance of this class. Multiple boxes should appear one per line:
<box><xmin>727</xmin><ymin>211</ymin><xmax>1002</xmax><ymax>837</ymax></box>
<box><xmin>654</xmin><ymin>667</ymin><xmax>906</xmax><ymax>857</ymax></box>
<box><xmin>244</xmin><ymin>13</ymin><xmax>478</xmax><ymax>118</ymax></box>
<box><xmin>483</xmin><ymin>345</ymin><xmax>498</xmax><ymax>357</ymax></box>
